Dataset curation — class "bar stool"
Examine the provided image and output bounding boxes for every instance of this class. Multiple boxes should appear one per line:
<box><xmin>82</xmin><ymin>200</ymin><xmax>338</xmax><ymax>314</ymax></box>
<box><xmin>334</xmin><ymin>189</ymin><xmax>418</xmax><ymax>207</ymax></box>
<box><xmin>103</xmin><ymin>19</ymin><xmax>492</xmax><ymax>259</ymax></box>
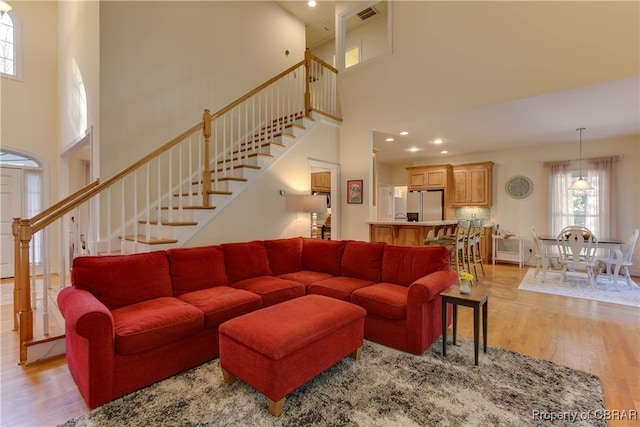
<box><xmin>468</xmin><ymin>219</ymin><xmax>486</xmax><ymax>280</ymax></box>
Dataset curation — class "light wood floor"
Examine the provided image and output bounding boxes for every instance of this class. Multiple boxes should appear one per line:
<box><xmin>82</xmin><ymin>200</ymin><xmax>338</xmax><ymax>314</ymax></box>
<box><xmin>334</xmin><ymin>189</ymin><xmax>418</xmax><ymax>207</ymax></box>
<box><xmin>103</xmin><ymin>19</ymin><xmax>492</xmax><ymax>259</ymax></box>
<box><xmin>1</xmin><ymin>264</ymin><xmax>639</xmax><ymax>426</ymax></box>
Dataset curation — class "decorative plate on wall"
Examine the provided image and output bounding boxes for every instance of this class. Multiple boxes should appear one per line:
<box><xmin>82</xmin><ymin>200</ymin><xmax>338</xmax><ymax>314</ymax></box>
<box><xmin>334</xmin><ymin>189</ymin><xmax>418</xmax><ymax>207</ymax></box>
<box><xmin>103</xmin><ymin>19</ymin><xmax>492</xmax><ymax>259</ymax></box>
<box><xmin>505</xmin><ymin>175</ymin><xmax>533</xmax><ymax>199</ymax></box>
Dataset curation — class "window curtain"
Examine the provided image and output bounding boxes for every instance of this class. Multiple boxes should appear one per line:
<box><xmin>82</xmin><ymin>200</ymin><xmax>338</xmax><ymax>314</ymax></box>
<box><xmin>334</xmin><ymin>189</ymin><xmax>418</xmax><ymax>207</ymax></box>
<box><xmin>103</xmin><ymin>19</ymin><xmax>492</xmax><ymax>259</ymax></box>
<box><xmin>547</xmin><ymin>161</ymin><xmax>572</xmax><ymax>235</ymax></box>
<box><xmin>24</xmin><ymin>169</ymin><xmax>43</xmax><ymax>264</ymax></box>
<box><xmin>587</xmin><ymin>157</ymin><xmax>619</xmax><ymax>238</ymax></box>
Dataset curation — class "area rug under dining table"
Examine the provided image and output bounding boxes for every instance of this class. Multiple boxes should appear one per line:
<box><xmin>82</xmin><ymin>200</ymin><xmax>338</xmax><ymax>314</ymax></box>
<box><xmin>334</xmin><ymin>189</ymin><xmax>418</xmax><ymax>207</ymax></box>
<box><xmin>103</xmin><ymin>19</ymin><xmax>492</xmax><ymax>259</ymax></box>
<box><xmin>518</xmin><ymin>268</ymin><xmax>640</xmax><ymax>307</ymax></box>
<box><xmin>59</xmin><ymin>338</ymin><xmax>606</xmax><ymax>427</ymax></box>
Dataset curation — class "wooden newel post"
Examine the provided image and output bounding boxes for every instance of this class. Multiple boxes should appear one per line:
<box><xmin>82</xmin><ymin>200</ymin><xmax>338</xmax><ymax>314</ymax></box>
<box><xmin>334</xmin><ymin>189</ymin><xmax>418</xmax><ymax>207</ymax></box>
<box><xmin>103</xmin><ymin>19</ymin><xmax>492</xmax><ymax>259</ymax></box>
<box><xmin>18</xmin><ymin>219</ymin><xmax>33</xmax><ymax>364</ymax></box>
<box><xmin>202</xmin><ymin>109</ymin><xmax>212</xmax><ymax>207</ymax></box>
<box><xmin>304</xmin><ymin>48</ymin><xmax>312</xmax><ymax>117</ymax></box>
<box><xmin>12</xmin><ymin>218</ymin><xmax>21</xmax><ymax>331</ymax></box>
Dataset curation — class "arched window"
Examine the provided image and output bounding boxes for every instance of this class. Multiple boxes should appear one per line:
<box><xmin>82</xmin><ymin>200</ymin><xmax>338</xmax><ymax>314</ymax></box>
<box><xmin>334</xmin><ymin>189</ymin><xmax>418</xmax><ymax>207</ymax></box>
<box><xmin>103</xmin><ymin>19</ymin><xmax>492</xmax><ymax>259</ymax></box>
<box><xmin>0</xmin><ymin>2</ymin><xmax>19</xmax><ymax>78</ymax></box>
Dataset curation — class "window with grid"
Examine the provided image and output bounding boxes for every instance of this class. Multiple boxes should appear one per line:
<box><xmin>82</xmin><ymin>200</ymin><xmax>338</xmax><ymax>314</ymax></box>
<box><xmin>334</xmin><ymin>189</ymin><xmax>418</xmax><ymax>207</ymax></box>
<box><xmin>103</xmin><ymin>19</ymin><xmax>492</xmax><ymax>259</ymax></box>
<box><xmin>0</xmin><ymin>10</ymin><xmax>15</xmax><ymax>77</ymax></box>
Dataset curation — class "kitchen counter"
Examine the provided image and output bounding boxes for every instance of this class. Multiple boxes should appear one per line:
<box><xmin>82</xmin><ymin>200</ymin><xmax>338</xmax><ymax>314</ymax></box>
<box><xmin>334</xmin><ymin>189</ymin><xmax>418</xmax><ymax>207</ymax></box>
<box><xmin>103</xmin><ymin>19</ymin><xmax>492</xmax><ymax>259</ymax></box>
<box><xmin>368</xmin><ymin>220</ymin><xmax>494</xmax><ymax>228</ymax></box>
<box><xmin>367</xmin><ymin>220</ymin><xmax>459</xmax><ymax>226</ymax></box>
<box><xmin>369</xmin><ymin>220</ymin><xmax>494</xmax><ymax>262</ymax></box>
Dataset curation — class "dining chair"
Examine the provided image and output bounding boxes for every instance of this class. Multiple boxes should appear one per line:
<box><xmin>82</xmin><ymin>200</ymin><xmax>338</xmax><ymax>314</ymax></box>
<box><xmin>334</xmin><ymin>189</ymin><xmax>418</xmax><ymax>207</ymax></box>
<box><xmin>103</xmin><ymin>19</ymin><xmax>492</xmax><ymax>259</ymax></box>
<box><xmin>531</xmin><ymin>226</ymin><xmax>558</xmax><ymax>282</ymax></box>
<box><xmin>595</xmin><ymin>229</ymin><xmax>639</xmax><ymax>288</ymax></box>
<box><xmin>557</xmin><ymin>225</ymin><xmax>599</xmax><ymax>289</ymax></box>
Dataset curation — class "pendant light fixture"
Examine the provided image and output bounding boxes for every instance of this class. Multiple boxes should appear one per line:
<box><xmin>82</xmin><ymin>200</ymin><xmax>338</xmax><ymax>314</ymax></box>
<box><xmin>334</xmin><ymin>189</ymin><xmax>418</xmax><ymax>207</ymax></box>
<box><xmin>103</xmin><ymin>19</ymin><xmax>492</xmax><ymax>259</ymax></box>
<box><xmin>569</xmin><ymin>127</ymin><xmax>593</xmax><ymax>190</ymax></box>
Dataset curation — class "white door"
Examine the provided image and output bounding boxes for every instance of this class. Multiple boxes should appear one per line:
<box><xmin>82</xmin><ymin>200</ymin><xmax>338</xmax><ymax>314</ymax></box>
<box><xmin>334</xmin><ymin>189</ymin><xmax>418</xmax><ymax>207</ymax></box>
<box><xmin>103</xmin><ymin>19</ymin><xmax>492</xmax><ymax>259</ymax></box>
<box><xmin>0</xmin><ymin>167</ymin><xmax>22</xmax><ymax>278</ymax></box>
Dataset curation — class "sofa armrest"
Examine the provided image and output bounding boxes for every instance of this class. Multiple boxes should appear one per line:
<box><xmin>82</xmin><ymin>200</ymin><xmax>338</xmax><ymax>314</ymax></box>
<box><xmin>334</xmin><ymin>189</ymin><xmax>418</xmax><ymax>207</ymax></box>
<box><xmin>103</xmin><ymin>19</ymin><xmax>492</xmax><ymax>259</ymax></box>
<box><xmin>405</xmin><ymin>269</ymin><xmax>457</xmax><ymax>354</ymax></box>
<box><xmin>58</xmin><ymin>286</ymin><xmax>115</xmax><ymax>339</ymax></box>
<box><xmin>57</xmin><ymin>286</ymin><xmax>116</xmax><ymax>408</ymax></box>
<box><xmin>407</xmin><ymin>269</ymin><xmax>458</xmax><ymax>302</ymax></box>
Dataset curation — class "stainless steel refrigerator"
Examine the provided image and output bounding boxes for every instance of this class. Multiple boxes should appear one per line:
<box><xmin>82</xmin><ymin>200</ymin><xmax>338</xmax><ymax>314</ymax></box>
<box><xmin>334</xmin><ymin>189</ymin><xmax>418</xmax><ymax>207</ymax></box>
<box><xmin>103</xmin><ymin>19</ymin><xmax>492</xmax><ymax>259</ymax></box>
<box><xmin>406</xmin><ymin>190</ymin><xmax>443</xmax><ymax>222</ymax></box>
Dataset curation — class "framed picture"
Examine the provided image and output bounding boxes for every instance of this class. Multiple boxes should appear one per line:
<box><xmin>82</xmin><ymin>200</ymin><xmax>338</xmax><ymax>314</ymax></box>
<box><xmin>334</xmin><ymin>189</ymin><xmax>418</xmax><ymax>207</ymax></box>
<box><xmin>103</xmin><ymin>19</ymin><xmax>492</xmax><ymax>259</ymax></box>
<box><xmin>347</xmin><ymin>180</ymin><xmax>363</xmax><ymax>204</ymax></box>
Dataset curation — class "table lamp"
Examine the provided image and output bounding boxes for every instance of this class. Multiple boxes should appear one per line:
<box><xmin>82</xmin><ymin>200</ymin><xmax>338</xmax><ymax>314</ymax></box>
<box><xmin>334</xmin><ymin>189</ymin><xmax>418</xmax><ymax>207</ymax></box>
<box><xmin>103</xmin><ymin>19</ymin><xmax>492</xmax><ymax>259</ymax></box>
<box><xmin>302</xmin><ymin>194</ymin><xmax>327</xmax><ymax>238</ymax></box>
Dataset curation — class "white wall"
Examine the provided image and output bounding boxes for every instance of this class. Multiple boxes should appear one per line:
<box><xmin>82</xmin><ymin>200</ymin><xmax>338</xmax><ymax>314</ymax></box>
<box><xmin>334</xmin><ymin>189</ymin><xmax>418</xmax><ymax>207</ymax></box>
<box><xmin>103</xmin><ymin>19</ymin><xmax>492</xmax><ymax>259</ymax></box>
<box><xmin>99</xmin><ymin>1</ymin><xmax>306</xmax><ymax>178</ymax></box>
<box><xmin>186</xmin><ymin>120</ymin><xmax>340</xmax><ymax>245</ymax></box>
<box><xmin>1</xmin><ymin>1</ymin><xmax>59</xmax><ymax>208</ymax></box>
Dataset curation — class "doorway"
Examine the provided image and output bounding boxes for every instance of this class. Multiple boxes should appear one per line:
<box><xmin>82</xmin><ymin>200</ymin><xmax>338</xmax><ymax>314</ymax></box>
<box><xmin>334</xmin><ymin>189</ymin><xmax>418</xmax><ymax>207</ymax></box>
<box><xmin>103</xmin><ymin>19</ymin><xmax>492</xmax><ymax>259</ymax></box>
<box><xmin>309</xmin><ymin>160</ymin><xmax>340</xmax><ymax>240</ymax></box>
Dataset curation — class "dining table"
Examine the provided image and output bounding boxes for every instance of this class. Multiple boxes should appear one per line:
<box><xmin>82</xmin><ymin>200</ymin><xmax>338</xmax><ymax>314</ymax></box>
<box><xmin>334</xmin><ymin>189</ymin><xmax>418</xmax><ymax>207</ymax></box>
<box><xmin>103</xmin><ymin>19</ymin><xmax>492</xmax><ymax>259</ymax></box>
<box><xmin>538</xmin><ymin>234</ymin><xmax>625</xmax><ymax>286</ymax></box>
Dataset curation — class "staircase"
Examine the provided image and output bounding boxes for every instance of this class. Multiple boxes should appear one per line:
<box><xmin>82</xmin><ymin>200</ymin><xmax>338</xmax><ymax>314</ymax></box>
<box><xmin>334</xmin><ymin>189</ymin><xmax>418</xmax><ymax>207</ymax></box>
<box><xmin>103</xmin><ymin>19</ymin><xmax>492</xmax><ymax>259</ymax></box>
<box><xmin>11</xmin><ymin>49</ymin><xmax>340</xmax><ymax>364</ymax></box>
<box><xmin>121</xmin><ymin>114</ymin><xmax>317</xmax><ymax>254</ymax></box>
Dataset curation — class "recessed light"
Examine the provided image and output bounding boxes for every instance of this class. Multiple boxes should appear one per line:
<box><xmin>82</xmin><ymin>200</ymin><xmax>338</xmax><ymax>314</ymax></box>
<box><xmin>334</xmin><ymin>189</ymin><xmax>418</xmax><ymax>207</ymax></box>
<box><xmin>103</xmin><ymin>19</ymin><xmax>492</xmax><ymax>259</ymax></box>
<box><xmin>385</xmin><ymin>137</ymin><xmax>394</xmax><ymax>142</ymax></box>
<box><xmin>400</xmin><ymin>131</ymin><xmax>409</xmax><ymax>136</ymax></box>
<box><xmin>440</xmin><ymin>150</ymin><xmax>448</xmax><ymax>154</ymax></box>
<box><xmin>308</xmin><ymin>1</ymin><xmax>317</xmax><ymax>7</ymax></box>
<box><xmin>434</xmin><ymin>139</ymin><xmax>443</xmax><ymax>144</ymax></box>
<box><xmin>407</xmin><ymin>147</ymin><xmax>421</xmax><ymax>152</ymax></box>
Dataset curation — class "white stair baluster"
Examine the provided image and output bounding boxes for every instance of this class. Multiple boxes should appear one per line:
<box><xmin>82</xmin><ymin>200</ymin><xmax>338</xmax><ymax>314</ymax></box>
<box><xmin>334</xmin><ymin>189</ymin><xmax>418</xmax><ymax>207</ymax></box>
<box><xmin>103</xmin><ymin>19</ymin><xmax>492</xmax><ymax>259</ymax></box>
<box><xmin>145</xmin><ymin>163</ymin><xmax>151</xmax><ymax>241</ymax></box>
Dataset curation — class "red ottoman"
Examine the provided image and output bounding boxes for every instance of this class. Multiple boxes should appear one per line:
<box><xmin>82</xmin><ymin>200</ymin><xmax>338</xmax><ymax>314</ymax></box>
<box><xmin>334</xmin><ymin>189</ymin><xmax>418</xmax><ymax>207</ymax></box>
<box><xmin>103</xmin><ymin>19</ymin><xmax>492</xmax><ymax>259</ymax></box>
<box><xmin>218</xmin><ymin>294</ymin><xmax>366</xmax><ymax>416</ymax></box>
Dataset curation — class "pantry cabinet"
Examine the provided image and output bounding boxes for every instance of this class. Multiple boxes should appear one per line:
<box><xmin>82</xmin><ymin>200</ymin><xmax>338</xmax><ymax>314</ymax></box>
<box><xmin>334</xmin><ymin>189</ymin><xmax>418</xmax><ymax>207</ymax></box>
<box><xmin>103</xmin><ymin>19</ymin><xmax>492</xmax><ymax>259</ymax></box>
<box><xmin>451</xmin><ymin>162</ymin><xmax>494</xmax><ymax>207</ymax></box>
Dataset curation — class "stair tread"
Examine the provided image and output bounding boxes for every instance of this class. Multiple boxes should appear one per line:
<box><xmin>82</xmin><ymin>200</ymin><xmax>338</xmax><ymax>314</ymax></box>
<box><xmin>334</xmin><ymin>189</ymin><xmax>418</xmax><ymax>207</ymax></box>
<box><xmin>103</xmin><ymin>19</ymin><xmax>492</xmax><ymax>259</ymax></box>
<box><xmin>160</xmin><ymin>205</ymin><xmax>217</xmax><ymax>210</ymax></box>
<box><xmin>121</xmin><ymin>235</ymin><xmax>179</xmax><ymax>244</ymax></box>
<box><xmin>139</xmin><ymin>220</ymin><xmax>198</xmax><ymax>226</ymax></box>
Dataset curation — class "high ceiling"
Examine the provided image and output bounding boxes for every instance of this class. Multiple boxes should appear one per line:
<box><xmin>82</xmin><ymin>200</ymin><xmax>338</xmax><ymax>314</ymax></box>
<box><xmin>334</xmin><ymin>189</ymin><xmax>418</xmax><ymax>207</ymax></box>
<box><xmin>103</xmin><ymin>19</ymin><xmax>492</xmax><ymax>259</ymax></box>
<box><xmin>279</xmin><ymin>1</ymin><xmax>640</xmax><ymax>165</ymax></box>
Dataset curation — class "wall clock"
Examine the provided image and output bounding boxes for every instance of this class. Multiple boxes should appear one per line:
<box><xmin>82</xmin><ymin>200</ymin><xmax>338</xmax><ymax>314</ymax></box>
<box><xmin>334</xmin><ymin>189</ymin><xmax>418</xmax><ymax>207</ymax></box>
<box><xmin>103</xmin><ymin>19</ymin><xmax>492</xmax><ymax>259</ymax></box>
<box><xmin>505</xmin><ymin>175</ymin><xmax>533</xmax><ymax>199</ymax></box>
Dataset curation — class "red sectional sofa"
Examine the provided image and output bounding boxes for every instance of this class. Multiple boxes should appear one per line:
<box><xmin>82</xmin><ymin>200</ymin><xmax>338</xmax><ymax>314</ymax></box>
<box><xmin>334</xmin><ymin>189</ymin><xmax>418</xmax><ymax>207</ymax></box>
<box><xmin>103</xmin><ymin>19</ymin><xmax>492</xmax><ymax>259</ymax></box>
<box><xmin>58</xmin><ymin>237</ymin><xmax>457</xmax><ymax>409</ymax></box>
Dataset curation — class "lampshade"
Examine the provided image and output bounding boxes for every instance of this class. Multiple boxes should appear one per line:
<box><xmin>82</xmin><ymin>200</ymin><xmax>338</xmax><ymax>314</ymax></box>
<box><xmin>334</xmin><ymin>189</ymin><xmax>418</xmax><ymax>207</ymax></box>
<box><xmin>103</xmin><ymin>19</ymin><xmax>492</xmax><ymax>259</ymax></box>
<box><xmin>569</xmin><ymin>127</ymin><xmax>593</xmax><ymax>191</ymax></box>
<box><xmin>302</xmin><ymin>194</ymin><xmax>327</xmax><ymax>213</ymax></box>
<box><xmin>569</xmin><ymin>177</ymin><xmax>593</xmax><ymax>190</ymax></box>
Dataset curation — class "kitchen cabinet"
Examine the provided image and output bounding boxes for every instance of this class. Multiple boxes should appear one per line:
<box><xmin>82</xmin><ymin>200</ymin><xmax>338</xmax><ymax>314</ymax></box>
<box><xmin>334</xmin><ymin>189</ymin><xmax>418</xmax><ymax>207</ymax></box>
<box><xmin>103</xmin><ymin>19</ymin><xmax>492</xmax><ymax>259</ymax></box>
<box><xmin>406</xmin><ymin>165</ymin><xmax>451</xmax><ymax>191</ymax></box>
<box><xmin>311</xmin><ymin>172</ymin><xmax>331</xmax><ymax>192</ymax></box>
<box><xmin>451</xmin><ymin>162</ymin><xmax>493</xmax><ymax>206</ymax></box>
<box><xmin>370</xmin><ymin>224</ymin><xmax>395</xmax><ymax>244</ymax></box>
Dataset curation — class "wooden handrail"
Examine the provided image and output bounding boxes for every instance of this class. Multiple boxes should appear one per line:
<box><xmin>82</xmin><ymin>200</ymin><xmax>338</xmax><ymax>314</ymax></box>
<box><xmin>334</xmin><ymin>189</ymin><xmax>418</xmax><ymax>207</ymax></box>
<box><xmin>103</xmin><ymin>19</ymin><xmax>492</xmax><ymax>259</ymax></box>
<box><xmin>28</xmin><ymin>179</ymin><xmax>100</xmax><ymax>225</ymax></box>
<box><xmin>206</xmin><ymin>57</ymin><xmax>307</xmax><ymax>125</ymax></box>
<box><xmin>309</xmin><ymin>53</ymin><xmax>338</xmax><ymax>74</ymax></box>
<box><xmin>30</xmin><ymin>121</ymin><xmax>203</xmax><ymax>233</ymax></box>
<box><xmin>30</xmin><ymin>49</ymin><xmax>332</xmax><ymax>233</ymax></box>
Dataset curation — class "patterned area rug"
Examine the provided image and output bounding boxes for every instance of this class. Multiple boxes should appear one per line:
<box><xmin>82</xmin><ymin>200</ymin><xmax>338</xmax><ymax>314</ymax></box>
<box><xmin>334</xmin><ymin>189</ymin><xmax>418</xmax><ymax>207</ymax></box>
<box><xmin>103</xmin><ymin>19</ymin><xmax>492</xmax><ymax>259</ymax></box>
<box><xmin>518</xmin><ymin>268</ymin><xmax>640</xmax><ymax>307</ymax></box>
<box><xmin>59</xmin><ymin>338</ymin><xmax>605</xmax><ymax>427</ymax></box>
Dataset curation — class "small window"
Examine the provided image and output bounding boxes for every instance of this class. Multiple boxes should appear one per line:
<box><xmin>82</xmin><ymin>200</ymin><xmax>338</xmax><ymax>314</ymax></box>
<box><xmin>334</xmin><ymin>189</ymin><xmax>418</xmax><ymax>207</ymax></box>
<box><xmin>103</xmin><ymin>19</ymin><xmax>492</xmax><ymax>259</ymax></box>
<box><xmin>345</xmin><ymin>45</ymin><xmax>361</xmax><ymax>68</ymax></box>
<box><xmin>0</xmin><ymin>10</ymin><xmax>15</xmax><ymax>76</ymax></box>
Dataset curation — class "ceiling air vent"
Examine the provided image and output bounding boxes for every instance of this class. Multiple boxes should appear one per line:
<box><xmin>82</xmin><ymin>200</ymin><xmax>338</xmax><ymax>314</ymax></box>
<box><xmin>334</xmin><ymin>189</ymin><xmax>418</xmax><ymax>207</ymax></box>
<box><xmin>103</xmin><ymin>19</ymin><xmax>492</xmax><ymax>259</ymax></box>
<box><xmin>357</xmin><ymin>6</ymin><xmax>378</xmax><ymax>21</ymax></box>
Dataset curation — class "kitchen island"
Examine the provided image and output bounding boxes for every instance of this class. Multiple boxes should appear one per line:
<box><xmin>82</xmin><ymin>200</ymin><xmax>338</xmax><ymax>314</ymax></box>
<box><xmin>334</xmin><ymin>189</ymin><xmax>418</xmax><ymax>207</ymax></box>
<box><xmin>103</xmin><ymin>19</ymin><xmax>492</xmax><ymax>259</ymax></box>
<box><xmin>368</xmin><ymin>220</ymin><xmax>458</xmax><ymax>247</ymax></box>
<box><xmin>368</xmin><ymin>220</ymin><xmax>493</xmax><ymax>262</ymax></box>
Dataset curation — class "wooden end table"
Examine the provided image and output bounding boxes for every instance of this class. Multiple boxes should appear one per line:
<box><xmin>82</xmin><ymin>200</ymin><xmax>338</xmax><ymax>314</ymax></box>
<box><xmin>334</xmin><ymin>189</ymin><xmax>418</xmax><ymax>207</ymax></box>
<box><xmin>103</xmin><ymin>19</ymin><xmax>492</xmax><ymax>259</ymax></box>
<box><xmin>440</xmin><ymin>285</ymin><xmax>488</xmax><ymax>365</ymax></box>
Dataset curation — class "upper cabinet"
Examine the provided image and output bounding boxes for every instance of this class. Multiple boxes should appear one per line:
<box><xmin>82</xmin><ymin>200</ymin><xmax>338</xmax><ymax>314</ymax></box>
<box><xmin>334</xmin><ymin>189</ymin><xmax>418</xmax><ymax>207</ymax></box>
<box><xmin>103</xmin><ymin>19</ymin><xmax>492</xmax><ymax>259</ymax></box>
<box><xmin>406</xmin><ymin>165</ymin><xmax>451</xmax><ymax>191</ymax></box>
<box><xmin>451</xmin><ymin>162</ymin><xmax>494</xmax><ymax>206</ymax></box>
<box><xmin>311</xmin><ymin>172</ymin><xmax>331</xmax><ymax>192</ymax></box>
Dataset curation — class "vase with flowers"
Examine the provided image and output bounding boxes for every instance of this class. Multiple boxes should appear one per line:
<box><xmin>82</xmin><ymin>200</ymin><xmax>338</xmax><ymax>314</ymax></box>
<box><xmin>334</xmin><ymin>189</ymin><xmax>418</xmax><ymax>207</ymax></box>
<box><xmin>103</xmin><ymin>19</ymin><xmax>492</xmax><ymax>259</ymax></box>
<box><xmin>459</xmin><ymin>272</ymin><xmax>474</xmax><ymax>294</ymax></box>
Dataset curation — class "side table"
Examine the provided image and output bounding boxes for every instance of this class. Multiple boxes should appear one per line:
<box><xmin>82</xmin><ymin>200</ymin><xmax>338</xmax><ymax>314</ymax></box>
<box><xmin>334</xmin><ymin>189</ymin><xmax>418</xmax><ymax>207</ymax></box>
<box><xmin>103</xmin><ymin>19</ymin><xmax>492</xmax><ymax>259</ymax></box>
<box><xmin>440</xmin><ymin>286</ymin><xmax>488</xmax><ymax>365</ymax></box>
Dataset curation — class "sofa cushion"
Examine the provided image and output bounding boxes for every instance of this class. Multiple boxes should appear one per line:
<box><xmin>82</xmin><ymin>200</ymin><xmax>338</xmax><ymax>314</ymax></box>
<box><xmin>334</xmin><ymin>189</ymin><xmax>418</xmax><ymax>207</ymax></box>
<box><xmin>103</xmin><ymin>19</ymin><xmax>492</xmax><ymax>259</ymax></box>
<box><xmin>277</xmin><ymin>270</ymin><xmax>335</xmax><ymax>286</ymax></box>
<box><xmin>342</xmin><ymin>241</ymin><xmax>385</xmax><ymax>282</ymax></box>
<box><xmin>177</xmin><ymin>286</ymin><xmax>262</xmax><ymax>328</ymax></box>
<box><xmin>302</xmin><ymin>238</ymin><xmax>346</xmax><ymax>276</ymax></box>
<box><xmin>351</xmin><ymin>283</ymin><xmax>408</xmax><ymax>320</ymax></box>
<box><xmin>72</xmin><ymin>251</ymin><xmax>172</xmax><ymax>310</ymax></box>
<box><xmin>231</xmin><ymin>276</ymin><xmax>305</xmax><ymax>307</ymax></box>
<box><xmin>168</xmin><ymin>245</ymin><xmax>228</xmax><ymax>296</ymax></box>
<box><xmin>263</xmin><ymin>237</ymin><xmax>303</xmax><ymax>275</ymax></box>
<box><xmin>222</xmin><ymin>241</ymin><xmax>272</xmax><ymax>284</ymax></box>
<box><xmin>381</xmin><ymin>245</ymin><xmax>450</xmax><ymax>287</ymax></box>
<box><xmin>111</xmin><ymin>297</ymin><xmax>204</xmax><ymax>355</ymax></box>
<box><xmin>307</xmin><ymin>276</ymin><xmax>374</xmax><ymax>301</ymax></box>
